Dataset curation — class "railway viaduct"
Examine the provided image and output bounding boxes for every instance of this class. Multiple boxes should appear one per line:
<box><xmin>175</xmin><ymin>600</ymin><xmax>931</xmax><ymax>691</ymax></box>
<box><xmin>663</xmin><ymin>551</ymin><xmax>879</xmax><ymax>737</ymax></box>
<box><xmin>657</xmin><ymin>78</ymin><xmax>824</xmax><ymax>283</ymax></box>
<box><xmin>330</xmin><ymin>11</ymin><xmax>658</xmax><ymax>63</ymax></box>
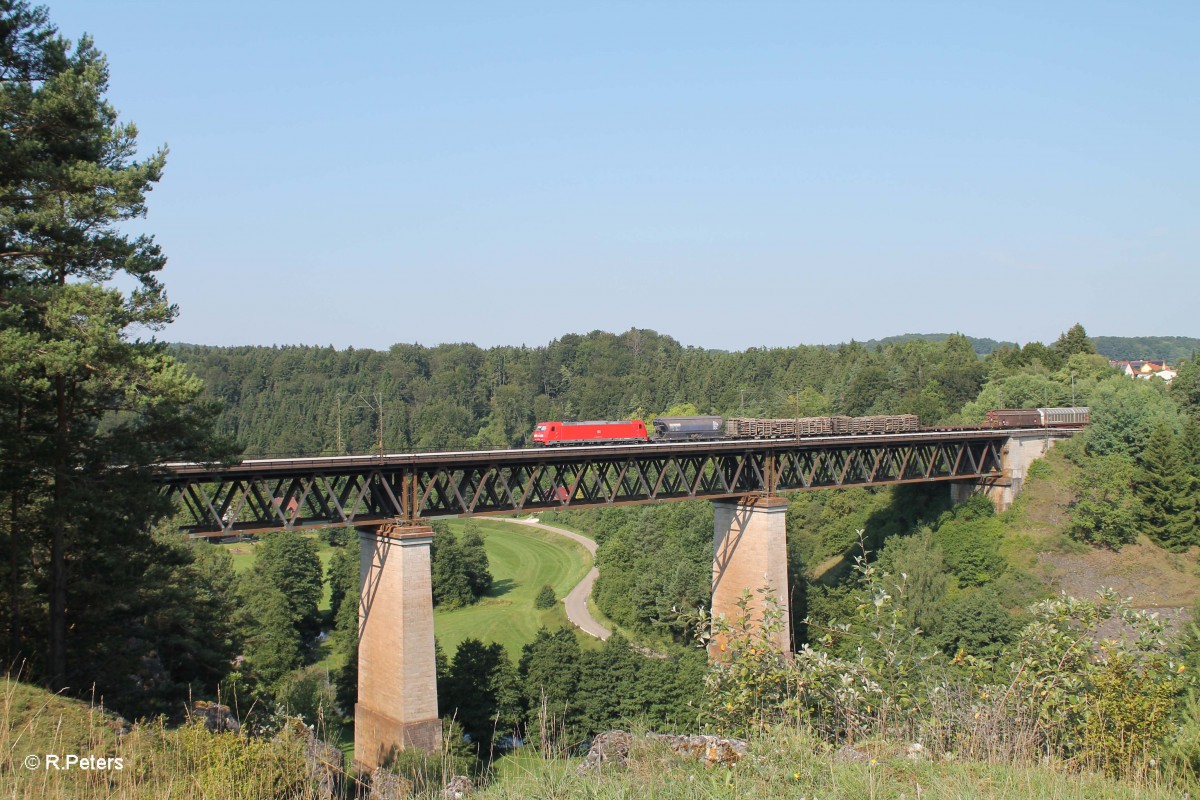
<box><xmin>159</xmin><ymin>426</ymin><xmax>1068</xmax><ymax>769</ymax></box>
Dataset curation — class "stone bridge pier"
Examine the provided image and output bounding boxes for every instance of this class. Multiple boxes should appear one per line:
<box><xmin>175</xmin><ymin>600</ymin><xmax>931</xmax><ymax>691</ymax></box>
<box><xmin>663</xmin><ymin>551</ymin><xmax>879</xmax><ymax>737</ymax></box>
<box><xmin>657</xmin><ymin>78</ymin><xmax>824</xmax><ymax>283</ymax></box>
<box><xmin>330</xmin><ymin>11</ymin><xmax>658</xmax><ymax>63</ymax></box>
<box><xmin>710</xmin><ymin>496</ymin><xmax>792</xmax><ymax>658</ymax></box>
<box><xmin>355</xmin><ymin>523</ymin><xmax>441</xmax><ymax>771</ymax></box>
<box><xmin>952</xmin><ymin>431</ymin><xmax>1063</xmax><ymax>512</ymax></box>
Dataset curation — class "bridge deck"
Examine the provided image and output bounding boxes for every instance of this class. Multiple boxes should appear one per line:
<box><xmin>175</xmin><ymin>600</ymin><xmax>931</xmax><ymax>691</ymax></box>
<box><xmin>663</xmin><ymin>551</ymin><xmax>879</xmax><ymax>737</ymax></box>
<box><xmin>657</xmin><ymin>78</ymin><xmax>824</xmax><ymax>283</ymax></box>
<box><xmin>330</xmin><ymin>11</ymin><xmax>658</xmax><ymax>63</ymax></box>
<box><xmin>159</xmin><ymin>428</ymin><xmax>1062</xmax><ymax>535</ymax></box>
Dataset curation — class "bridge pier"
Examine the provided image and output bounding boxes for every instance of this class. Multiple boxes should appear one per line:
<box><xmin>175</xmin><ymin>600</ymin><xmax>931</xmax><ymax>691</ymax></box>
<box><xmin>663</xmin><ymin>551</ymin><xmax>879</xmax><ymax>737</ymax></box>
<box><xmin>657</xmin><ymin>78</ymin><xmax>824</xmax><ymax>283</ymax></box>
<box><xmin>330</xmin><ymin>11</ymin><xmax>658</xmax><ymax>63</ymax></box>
<box><xmin>355</xmin><ymin>523</ymin><xmax>441</xmax><ymax>771</ymax></box>
<box><xmin>710</xmin><ymin>496</ymin><xmax>792</xmax><ymax>658</ymax></box>
<box><xmin>952</xmin><ymin>432</ymin><xmax>1059</xmax><ymax>512</ymax></box>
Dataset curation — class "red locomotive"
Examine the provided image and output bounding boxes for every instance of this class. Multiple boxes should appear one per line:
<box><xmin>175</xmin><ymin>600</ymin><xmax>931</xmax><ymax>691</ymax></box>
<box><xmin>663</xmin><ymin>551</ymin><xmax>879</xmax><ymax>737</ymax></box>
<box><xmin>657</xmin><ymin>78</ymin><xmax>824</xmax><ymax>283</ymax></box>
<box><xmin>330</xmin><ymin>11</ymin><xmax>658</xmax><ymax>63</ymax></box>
<box><xmin>532</xmin><ymin>420</ymin><xmax>649</xmax><ymax>446</ymax></box>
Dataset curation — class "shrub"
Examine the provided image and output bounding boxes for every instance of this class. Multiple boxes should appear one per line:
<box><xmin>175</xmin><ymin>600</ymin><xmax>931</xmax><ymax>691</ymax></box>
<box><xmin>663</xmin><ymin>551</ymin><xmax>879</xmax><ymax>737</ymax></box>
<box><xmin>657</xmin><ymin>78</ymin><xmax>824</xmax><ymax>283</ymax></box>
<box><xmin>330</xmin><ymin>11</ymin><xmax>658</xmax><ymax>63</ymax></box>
<box><xmin>534</xmin><ymin>584</ymin><xmax>556</xmax><ymax>609</ymax></box>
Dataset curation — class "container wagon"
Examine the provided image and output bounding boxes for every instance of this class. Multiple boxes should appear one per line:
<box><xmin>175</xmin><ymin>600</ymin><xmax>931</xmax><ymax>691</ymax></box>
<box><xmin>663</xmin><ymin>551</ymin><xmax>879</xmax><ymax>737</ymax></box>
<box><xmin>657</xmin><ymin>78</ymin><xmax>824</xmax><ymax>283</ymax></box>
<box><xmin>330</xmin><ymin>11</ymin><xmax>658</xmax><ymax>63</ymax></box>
<box><xmin>1038</xmin><ymin>407</ymin><xmax>1089</xmax><ymax>427</ymax></box>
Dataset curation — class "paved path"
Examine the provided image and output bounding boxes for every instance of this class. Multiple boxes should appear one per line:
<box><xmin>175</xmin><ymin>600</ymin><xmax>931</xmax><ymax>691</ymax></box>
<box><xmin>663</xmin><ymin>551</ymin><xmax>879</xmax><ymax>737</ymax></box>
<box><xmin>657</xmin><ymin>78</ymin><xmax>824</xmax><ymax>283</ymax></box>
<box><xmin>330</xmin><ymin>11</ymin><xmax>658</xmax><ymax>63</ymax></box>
<box><xmin>503</xmin><ymin>517</ymin><xmax>611</xmax><ymax>640</ymax></box>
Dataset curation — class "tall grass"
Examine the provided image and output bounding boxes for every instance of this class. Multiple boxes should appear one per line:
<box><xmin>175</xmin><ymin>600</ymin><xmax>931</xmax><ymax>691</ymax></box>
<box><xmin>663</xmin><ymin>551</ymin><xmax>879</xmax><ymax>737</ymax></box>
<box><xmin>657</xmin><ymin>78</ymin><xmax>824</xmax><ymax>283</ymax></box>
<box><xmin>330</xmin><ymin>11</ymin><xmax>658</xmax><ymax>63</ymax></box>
<box><xmin>1</xmin><ymin>673</ymin><xmax>333</xmax><ymax>800</ymax></box>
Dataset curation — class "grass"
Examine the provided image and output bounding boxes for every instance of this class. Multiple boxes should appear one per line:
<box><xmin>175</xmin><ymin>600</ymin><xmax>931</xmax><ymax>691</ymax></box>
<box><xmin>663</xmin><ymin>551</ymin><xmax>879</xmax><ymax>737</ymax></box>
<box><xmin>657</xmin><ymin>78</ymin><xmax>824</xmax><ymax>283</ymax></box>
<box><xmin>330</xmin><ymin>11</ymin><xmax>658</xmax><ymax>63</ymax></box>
<box><xmin>478</xmin><ymin>727</ymin><xmax>1193</xmax><ymax>800</ymax></box>
<box><xmin>0</xmin><ymin>674</ymin><xmax>326</xmax><ymax>800</ymax></box>
<box><xmin>5</xmin><ymin>671</ymin><xmax>1192</xmax><ymax>800</ymax></box>
<box><xmin>433</xmin><ymin>518</ymin><xmax>591</xmax><ymax>657</ymax></box>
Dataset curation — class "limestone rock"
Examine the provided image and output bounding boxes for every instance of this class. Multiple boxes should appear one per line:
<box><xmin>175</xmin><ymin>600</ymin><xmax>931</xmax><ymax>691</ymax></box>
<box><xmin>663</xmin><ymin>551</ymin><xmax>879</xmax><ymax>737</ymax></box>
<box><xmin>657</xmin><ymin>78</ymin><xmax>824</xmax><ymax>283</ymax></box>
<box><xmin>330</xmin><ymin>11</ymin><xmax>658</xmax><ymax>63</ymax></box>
<box><xmin>367</xmin><ymin>768</ymin><xmax>413</xmax><ymax>800</ymax></box>
<box><xmin>646</xmin><ymin>733</ymin><xmax>749</xmax><ymax>766</ymax></box>
<box><xmin>443</xmin><ymin>775</ymin><xmax>475</xmax><ymax>798</ymax></box>
<box><xmin>305</xmin><ymin>731</ymin><xmax>344</xmax><ymax>800</ymax></box>
<box><xmin>189</xmin><ymin>701</ymin><xmax>240</xmax><ymax>734</ymax></box>
<box><xmin>576</xmin><ymin>730</ymin><xmax>633</xmax><ymax>773</ymax></box>
<box><xmin>834</xmin><ymin>744</ymin><xmax>869</xmax><ymax>763</ymax></box>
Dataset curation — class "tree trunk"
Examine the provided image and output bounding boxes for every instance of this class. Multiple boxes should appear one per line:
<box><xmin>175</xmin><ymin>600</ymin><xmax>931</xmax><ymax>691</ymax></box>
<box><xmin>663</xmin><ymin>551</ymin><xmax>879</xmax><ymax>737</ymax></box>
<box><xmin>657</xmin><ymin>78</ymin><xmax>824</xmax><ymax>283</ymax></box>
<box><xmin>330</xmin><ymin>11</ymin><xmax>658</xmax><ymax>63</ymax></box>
<box><xmin>49</xmin><ymin>374</ymin><xmax>67</xmax><ymax>691</ymax></box>
<box><xmin>8</xmin><ymin>491</ymin><xmax>21</xmax><ymax>668</ymax></box>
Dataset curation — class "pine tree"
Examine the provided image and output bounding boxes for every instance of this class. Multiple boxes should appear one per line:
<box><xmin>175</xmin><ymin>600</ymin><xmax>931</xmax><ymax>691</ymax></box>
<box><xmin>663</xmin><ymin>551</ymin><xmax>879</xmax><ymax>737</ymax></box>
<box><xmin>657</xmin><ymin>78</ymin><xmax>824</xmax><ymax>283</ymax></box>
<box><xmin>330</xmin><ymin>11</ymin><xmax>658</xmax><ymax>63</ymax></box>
<box><xmin>459</xmin><ymin>524</ymin><xmax>493</xmax><ymax>597</ymax></box>
<box><xmin>0</xmin><ymin>1</ymin><xmax>229</xmax><ymax>693</ymax></box>
<box><xmin>441</xmin><ymin>639</ymin><xmax>521</xmax><ymax>752</ymax></box>
<box><xmin>430</xmin><ymin>530</ymin><xmax>474</xmax><ymax>608</ymax></box>
<box><xmin>252</xmin><ymin>531</ymin><xmax>324</xmax><ymax>634</ymax></box>
<box><xmin>1136</xmin><ymin>425</ymin><xmax>1196</xmax><ymax>550</ymax></box>
<box><xmin>243</xmin><ymin>586</ymin><xmax>304</xmax><ymax>686</ymax></box>
<box><xmin>1172</xmin><ymin>357</ymin><xmax>1200</xmax><ymax>415</ymax></box>
<box><xmin>326</xmin><ymin>538</ymin><xmax>359</xmax><ymax>620</ymax></box>
<box><xmin>518</xmin><ymin>627</ymin><xmax>582</xmax><ymax>741</ymax></box>
<box><xmin>576</xmin><ymin>635</ymin><xmax>641</xmax><ymax>735</ymax></box>
<box><xmin>1053</xmin><ymin>323</ymin><xmax>1096</xmax><ymax>357</ymax></box>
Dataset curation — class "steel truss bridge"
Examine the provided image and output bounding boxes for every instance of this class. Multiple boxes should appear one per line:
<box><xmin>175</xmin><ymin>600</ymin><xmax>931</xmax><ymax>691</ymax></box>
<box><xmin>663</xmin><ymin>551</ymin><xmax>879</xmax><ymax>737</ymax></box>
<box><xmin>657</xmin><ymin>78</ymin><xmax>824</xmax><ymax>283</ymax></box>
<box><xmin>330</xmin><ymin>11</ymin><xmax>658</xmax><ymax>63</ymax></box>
<box><xmin>159</xmin><ymin>429</ymin><xmax>1037</xmax><ymax>536</ymax></box>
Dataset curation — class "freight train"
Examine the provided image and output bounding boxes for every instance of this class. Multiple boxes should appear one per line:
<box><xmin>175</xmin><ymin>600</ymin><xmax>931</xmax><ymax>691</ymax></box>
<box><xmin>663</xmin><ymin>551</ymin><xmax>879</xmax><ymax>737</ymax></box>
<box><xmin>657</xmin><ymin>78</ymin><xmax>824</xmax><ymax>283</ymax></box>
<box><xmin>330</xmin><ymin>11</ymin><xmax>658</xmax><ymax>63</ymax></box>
<box><xmin>531</xmin><ymin>408</ymin><xmax>1088</xmax><ymax>446</ymax></box>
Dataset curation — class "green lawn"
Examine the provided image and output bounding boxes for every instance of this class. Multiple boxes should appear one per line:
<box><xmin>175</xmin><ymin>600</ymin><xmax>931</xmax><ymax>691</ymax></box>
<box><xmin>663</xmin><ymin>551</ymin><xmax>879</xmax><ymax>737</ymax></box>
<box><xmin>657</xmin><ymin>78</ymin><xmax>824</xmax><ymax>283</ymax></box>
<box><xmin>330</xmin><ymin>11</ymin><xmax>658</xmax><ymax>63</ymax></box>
<box><xmin>433</xmin><ymin>518</ymin><xmax>591</xmax><ymax>658</ymax></box>
<box><xmin>218</xmin><ymin>519</ymin><xmax>595</xmax><ymax>659</ymax></box>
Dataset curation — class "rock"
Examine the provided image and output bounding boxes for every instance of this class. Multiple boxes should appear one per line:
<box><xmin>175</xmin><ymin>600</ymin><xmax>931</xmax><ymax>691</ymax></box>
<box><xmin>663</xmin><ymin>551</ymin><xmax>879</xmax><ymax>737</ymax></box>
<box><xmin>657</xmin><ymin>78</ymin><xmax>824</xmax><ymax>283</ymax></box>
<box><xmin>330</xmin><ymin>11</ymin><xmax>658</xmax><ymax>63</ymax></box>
<box><xmin>834</xmin><ymin>744</ymin><xmax>869</xmax><ymax>763</ymax></box>
<box><xmin>190</xmin><ymin>701</ymin><xmax>240</xmax><ymax>734</ymax></box>
<box><xmin>646</xmin><ymin>734</ymin><xmax>749</xmax><ymax>767</ymax></box>
<box><xmin>305</xmin><ymin>731</ymin><xmax>345</xmax><ymax>800</ymax></box>
<box><xmin>578</xmin><ymin>731</ymin><xmax>750</xmax><ymax>774</ymax></box>
<box><xmin>905</xmin><ymin>742</ymin><xmax>924</xmax><ymax>761</ymax></box>
<box><xmin>576</xmin><ymin>730</ymin><xmax>633</xmax><ymax>774</ymax></box>
<box><xmin>443</xmin><ymin>775</ymin><xmax>474</xmax><ymax>798</ymax></box>
<box><xmin>368</xmin><ymin>768</ymin><xmax>413</xmax><ymax>800</ymax></box>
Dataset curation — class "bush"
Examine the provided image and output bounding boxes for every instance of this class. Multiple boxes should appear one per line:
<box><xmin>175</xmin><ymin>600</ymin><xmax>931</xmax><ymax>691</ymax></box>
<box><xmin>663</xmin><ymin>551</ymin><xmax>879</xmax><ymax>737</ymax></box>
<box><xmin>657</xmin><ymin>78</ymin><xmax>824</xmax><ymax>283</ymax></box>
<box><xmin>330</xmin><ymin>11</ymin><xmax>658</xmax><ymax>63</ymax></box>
<box><xmin>933</xmin><ymin>515</ymin><xmax>1005</xmax><ymax>587</ymax></box>
<box><xmin>534</xmin><ymin>584</ymin><xmax>556</xmax><ymax>609</ymax></box>
<box><xmin>1067</xmin><ymin>455</ymin><xmax>1140</xmax><ymax>548</ymax></box>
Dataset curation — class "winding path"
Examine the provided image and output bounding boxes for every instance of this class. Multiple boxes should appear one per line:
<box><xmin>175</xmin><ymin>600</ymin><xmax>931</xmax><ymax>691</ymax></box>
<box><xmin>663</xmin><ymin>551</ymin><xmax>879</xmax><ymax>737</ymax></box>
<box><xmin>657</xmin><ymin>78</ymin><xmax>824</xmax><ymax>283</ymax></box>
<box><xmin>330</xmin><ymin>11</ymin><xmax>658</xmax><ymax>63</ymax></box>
<box><xmin>502</xmin><ymin>517</ymin><xmax>611</xmax><ymax>640</ymax></box>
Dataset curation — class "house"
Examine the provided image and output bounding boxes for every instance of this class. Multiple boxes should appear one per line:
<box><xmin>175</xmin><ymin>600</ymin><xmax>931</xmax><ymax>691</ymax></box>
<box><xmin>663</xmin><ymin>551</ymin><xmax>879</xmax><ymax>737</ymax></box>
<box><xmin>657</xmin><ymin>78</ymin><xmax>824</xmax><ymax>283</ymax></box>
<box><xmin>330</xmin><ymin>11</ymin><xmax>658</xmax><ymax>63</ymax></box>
<box><xmin>1109</xmin><ymin>360</ymin><xmax>1176</xmax><ymax>384</ymax></box>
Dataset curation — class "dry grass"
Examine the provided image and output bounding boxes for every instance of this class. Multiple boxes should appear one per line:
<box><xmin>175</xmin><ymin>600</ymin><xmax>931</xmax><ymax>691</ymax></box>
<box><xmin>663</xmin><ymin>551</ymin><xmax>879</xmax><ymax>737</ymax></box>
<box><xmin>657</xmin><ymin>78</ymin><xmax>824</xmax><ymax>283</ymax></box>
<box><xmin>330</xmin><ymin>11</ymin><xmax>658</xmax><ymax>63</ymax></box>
<box><xmin>1</xmin><ymin>673</ymin><xmax>326</xmax><ymax>800</ymax></box>
<box><xmin>479</xmin><ymin>726</ymin><xmax>1188</xmax><ymax>800</ymax></box>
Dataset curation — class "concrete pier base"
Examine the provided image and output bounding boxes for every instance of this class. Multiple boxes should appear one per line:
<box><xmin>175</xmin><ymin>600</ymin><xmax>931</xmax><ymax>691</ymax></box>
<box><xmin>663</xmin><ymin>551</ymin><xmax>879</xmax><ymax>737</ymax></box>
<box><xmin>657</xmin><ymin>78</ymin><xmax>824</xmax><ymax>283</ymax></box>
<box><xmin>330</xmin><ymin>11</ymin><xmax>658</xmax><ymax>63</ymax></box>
<box><xmin>953</xmin><ymin>432</ymin><xmax>1059</xmax><ymax>512</ymax></box>
<box><xmin>354</xmin><ymin>524</ymin><xmax>441</xmax><ymax>771</ymax></box>
<box><xmin>710</xmin><ymin>496</ymin><xmax>792</xmax><ymax>658</ymax></box>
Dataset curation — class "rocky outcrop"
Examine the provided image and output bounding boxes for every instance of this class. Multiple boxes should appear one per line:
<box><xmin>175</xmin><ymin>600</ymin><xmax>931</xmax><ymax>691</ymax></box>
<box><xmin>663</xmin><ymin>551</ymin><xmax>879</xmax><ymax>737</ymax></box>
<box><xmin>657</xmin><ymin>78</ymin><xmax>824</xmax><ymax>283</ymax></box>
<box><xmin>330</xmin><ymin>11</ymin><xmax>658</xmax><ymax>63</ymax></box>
<box><xmin>576</xmin><ymin>731</ymin><xmax>749</xmax><ymax>774</ymax></box>
<box><xmin>645</xmin><ymin>733</ymin><xmax>749</xmax><ymax>766</ymax></box>
<box><xmin>189</xmin><ymin>701</ymin><xmax>240</xmax><ymax>734</ymax></box>
<box><xmin>304</xmin><ymin>731</ymin><xmax>344</xmax><ymax>800</ymax></box>
<box><xmin>442</xmin><ymin>775</ymin><xmax>475</xmax><ymax>798</ymax></box>
<box><xmin>366</xmin><ymin>768</ymin><xmax>413</xmax><ymax>800</ymax></box>
<box><xmin>576</xmin><ymin>730</ymin><xmax>634</xmax><ymax>773</ymax></box>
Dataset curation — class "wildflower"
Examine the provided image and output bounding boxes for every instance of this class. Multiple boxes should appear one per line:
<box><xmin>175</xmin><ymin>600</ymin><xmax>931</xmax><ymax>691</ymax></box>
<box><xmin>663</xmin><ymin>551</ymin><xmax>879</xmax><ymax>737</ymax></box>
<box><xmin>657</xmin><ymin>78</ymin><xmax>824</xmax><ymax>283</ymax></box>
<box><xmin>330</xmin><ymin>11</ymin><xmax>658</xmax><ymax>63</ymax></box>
<box><xmin>869</xmin><ymin>758</ymin><xmax>878</xmax><ymax>766</ymax></box>
<box><xmin>793</xmin><ymin>772</ymin><xmax>800</xmax><ymax>780</ymax></box>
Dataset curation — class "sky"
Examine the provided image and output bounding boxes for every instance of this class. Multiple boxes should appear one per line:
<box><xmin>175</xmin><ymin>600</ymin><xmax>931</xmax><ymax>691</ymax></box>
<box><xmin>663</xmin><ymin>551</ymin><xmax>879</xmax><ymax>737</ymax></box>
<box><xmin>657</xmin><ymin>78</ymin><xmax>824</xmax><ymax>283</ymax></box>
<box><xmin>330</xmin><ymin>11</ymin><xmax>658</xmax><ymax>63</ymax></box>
<box><xmin>44</xmin><ymin>0</ymin><xmax>1200</xmax><ymax>351</ymax></box>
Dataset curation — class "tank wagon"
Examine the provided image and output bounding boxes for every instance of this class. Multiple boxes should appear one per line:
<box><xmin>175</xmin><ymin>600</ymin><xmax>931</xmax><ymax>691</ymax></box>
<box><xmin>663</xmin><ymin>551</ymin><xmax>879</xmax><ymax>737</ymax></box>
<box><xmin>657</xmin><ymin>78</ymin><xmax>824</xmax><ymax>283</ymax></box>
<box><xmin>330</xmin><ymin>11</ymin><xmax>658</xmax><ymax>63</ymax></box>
<box><xmin>651</xmin><ymin>416</ymin><xmax>724</xmax><ymax>441</ymax></box>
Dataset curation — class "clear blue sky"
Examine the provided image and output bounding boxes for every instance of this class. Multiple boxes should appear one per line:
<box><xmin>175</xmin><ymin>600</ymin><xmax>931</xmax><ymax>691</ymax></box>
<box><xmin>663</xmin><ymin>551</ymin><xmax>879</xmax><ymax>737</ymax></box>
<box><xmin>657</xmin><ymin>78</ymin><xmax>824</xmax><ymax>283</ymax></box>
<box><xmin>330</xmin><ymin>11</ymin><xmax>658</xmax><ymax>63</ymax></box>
<box><xmin>47</xmin><ymin>1</ymin><xmax>1199</xmax><ymax>350</ymax></box>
